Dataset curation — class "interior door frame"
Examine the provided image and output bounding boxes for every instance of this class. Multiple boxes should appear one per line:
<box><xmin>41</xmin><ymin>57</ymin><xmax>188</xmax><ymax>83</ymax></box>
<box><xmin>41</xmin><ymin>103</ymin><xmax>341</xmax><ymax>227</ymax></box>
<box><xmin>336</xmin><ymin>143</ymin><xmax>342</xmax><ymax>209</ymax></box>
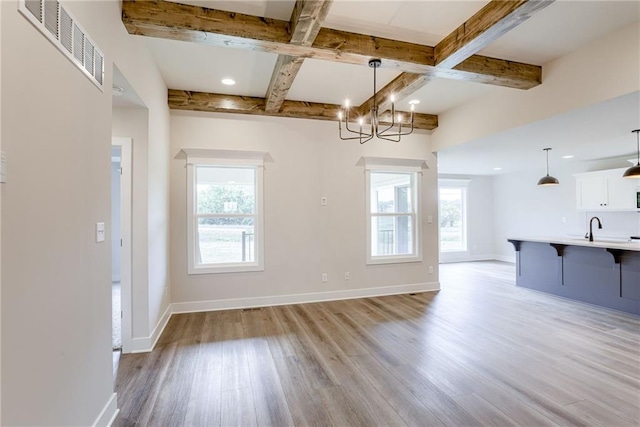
<box><xmin>112</xmin><ymin>137</ymin><xmax>132</xmax><ymax>353</ymax></box>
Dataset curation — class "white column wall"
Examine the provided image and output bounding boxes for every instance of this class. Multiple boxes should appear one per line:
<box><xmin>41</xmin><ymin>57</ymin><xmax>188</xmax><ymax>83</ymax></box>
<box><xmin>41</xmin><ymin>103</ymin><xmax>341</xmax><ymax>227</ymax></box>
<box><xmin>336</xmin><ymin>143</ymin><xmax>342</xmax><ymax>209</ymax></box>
<box><xmin>0</xmin><ymin>1</ymin><xmax>170</xmax><ymax>425</ymax></box>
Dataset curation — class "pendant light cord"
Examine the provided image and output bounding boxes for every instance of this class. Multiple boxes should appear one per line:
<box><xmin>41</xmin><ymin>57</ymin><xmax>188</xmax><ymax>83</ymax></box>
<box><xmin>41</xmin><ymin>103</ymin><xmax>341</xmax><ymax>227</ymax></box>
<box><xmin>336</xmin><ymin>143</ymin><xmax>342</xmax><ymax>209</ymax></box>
<box><xmin>635</xmin><ymin>130</ymin><xmax>640</xmax><ymax>165</ymax></box>
<box><xmin>545</xmin><ymin>148</ymin><xmax>551</xmax><ymax>176</ymax></box>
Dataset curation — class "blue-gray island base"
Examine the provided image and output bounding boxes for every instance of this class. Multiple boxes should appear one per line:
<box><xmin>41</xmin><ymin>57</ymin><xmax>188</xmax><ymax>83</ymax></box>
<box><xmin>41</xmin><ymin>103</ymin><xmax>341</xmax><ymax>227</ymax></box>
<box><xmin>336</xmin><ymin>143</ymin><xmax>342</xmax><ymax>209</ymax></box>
<box><xmin>508</xmin><ymin>239</ymin><xmax>640</xmax><ymax>315</ymax></box>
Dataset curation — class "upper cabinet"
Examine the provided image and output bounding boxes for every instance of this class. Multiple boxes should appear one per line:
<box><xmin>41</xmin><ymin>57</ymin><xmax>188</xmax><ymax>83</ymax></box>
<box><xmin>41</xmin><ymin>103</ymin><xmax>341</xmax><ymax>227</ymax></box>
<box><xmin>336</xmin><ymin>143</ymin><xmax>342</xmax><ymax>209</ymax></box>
<box><xmin>575</xmin><ymin>168</ymin><xmax>638</xmax><ymax>211</ymax></box>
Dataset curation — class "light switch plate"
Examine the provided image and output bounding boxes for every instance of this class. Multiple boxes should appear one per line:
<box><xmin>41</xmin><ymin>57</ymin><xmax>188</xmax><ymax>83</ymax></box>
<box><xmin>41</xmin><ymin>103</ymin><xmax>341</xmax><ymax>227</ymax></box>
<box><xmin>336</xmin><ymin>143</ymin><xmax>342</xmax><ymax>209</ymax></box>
<box><xmin>321</xmin><ymin>197</ymin><xmax>327</xmax><ymax>206</ymax></box>
<box><xmin>96</xmin><ymin>222</ymin><xmax>106</xmax><ymax>243</ymax></box>
<box><xmin>427</xmin><ymin>215</ymin><xmax>433</xmax><ymax>224</ymax></box>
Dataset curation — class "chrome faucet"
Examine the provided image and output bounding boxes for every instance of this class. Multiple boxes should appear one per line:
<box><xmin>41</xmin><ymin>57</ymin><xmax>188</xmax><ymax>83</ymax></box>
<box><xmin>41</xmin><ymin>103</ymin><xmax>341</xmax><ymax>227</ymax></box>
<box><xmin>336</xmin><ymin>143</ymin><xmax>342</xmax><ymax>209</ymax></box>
<box><xmin>588</xmin><ymin>216</ymin><xmax>602</xmax><ymax>242</ymax></box>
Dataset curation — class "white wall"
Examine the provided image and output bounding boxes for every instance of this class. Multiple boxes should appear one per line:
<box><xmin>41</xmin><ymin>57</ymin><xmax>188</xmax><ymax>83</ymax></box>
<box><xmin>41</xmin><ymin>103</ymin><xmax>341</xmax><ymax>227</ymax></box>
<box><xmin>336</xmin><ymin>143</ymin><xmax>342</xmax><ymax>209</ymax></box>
<box><xmin>432</xmin><ymin>21</ymin><xmax>640</xmax><ymax>152</ymax></box>
<box><xmin>112</xmin><ymin>107</ymin><xmax>151</xmax><ymax>339</ymax></box>
<box><xmin>111</xmin><ymin>154</ymin><xmax>121</xmax><ymax>282</ymax></box>
<box><xmin>493</xmin><ymin>157</ymin><xmax>640</xmax><ymax>262</ymax></box>
<box><xmin>1</xmin><ymin>1</ymin><xmax>170</xmax><ymax>425</ymax></box>
<box><xmin>170</xmin><ymin>111</ymin><xmax>440</xmax><ymax>308</ymax></box>
<box><xmin>439</xmin><ymin>175</ymin><xmax>495</xmax><ymax>262</ymax></box>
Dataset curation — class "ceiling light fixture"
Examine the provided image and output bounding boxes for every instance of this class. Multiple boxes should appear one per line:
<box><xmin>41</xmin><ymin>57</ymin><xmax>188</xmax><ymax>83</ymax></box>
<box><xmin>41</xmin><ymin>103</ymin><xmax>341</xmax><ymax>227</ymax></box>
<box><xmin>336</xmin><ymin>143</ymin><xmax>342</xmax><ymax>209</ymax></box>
<box><xmin>562</xmin><ymin>155</ymin><xmax>574</xmax><ymax>159</ymax></box>
<box><xmin>221</xmin><ymin>78</ymin><xmax>236</xmax><ymax>86</ymax></box>
<box><xmin>408</xmin><ymin>99</ymin><xmax>420</xmax><ymax>105</ymax></box>
<box><xmin>493</xmin><ymin>167</ymin><xmax>502</xmax><ymax>171</ymax></box>
<box><xmin>622</xmin><ymin>129</ymin><xmax>640</xmax><ymax>178</ymax></box>
<box><xmin>338</xmin><ymin>59</ymin><xmax>414</xmax><ymax>144</ymax></box>
<box><xmin>537</xmin><ymin>148</ymin><xmax>559</xmax><ymax>186</ymax></box>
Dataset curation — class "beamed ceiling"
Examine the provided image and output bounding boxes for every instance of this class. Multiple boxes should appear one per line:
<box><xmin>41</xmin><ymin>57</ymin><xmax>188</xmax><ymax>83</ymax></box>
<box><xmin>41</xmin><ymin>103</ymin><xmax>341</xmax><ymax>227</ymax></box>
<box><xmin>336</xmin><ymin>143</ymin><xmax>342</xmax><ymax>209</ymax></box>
<box><xmin>121</xmin><ymin>0</ymin><xmax>637</xmax><ymax>132</ymax></box>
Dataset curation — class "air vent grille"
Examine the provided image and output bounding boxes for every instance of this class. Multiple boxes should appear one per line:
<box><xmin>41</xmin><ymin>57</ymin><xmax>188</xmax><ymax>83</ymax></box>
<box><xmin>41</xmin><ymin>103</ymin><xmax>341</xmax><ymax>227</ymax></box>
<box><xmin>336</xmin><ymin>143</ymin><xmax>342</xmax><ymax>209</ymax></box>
<box><xmin>25</xmin><ymin>0</ymin><xmax>41</xmax><ymax>22</ymax></box>
<box><xmin>95</xmin><ymin>53</ymin><xmax>104</xmax><ymax>85</ymax></box>
<box><xmin>84</xmin><ymin>39</ymin><xmax>94</xmax><ymax>75</ymax></box>
<box><xmin>18</xmin><ymin>0</ymin><xmax>104</xmax><ymax>91</ymax></box>
<box><xmin>44</xmin><ymin>0</ymin><xmax>58</xmax><ymax>38</ymax></box>
<box><xmin>59</xmin><ymin>7</ymin><xmax>72</xmax><ymax>53</ymax></box>
<box><xmin>73</xmin><ymin>23</ymin><xmax>84</xmax><ymax>64</ymax></box>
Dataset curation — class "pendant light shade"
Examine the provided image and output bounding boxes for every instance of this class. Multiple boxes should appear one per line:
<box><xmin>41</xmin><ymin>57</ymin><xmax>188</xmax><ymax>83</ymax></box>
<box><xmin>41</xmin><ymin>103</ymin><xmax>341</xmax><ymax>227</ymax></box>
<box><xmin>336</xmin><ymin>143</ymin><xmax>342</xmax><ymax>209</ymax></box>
<box><xmin>622</xmin><ymin>129</ymin><xmax>640</xmax><ymax>178</ymax></box>
<box><xmin>537</xmin><ymin>148</ymin><xmax>559</xmax><ymax>186</ymax></box>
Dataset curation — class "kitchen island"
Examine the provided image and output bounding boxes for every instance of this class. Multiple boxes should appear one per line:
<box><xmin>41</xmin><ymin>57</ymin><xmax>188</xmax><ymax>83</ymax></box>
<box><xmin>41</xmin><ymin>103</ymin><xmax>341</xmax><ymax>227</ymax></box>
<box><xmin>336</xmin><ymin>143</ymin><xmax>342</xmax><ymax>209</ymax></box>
<box><xmin>507</xmin><ymin>237</ymin><xmax>640</xmax><ymax>315</ymax></box>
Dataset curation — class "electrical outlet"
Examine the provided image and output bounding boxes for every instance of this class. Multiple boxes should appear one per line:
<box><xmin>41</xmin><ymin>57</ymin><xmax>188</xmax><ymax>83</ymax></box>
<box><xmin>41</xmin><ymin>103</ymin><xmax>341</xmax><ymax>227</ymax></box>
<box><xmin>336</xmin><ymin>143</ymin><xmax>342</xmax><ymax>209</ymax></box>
<box><xmin>344</xmin><ymin>272</ymin><xmax>350</xmax><ymax>280</ymax></box>
<box><xmin>428</xmin><ymin>266</ymin><xmax>434</xmax><ymax>274</ymax></box>
<box><xmin>321</xmin><ymin>273</ymin><xmax>328</xmax><ymax>282</ymax></box>
<box><xmin>427</xmin><ymin>215</ymin><xmax>433</xmax><ymax>224</ymax></box>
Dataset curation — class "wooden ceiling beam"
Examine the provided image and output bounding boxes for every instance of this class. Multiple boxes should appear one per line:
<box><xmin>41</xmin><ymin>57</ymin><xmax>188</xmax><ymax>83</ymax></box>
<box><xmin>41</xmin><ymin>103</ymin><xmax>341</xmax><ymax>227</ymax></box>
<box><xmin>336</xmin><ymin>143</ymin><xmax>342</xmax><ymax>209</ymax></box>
<box><xmin>122</xmin><ymin>0</ymin><xmax>541</xmax><ymax>89</ymax></box>
<box><xmin>122</xmin><ymin>0</ymin><xmax>434</xmax><ymax>71</ymax></box>
<box><xmin>356</xmin><ymin>73</ymin><xmax>435</xmax><ymax>117</ymax></box>
<box><xmin>265</xmin><ymin>0</ymin><xmax>333</xmax><ymax>113</ymax></box>
<box><xmin>435</xmin><ymin>0</ymin><xmax>554</xmax><ymax>69</ymax></box>
<box><xmin>358</xmin><ymin>0</ymin><xmax>549</xmax><ymax>116</ymax></box>
<box><xmin>168</xmin><ymin>90</ymin><xmax>438</xmax><ymax>131</ymax></box>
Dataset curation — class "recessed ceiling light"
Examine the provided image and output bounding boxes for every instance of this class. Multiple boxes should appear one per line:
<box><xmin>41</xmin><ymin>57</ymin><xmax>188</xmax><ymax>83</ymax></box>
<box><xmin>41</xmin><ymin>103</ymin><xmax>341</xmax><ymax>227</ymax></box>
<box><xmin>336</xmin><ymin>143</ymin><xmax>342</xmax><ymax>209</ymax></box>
<box><xmin>221</xmin><ymin>78</ymin><xmax>236</xmax><ymax>86</ymax></box>
<box><xmin>562</xmin><ymin>155</ymin><xmax>574</xmax><ymax>159</ymax></box>
<box><xmin>408</xmin><ymin>99</ymin><xmax>420</xmax><ymax>105</ymax></box>
<box><xmin>493</xmin><ymin>167</ymin><xmax>502</xmax><ymax>171</ymax></box>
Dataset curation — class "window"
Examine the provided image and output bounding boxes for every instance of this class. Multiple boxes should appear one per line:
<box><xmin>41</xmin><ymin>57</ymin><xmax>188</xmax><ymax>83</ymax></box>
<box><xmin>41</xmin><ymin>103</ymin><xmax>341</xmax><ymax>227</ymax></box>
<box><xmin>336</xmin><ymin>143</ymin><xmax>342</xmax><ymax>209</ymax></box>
<box><xmin>439</xmin><ymin>180</ymin><xmax>468</xmax><ymax>252</ymax></box>
<box><xmin>366</xmin><ymin>165</ymin><xmax>422</xmax><ymax>264</ymax></box>
<box><xmin>185</xmin><ymin>151</ymin><xmax>264</xmax><ymax>274</ymax></box>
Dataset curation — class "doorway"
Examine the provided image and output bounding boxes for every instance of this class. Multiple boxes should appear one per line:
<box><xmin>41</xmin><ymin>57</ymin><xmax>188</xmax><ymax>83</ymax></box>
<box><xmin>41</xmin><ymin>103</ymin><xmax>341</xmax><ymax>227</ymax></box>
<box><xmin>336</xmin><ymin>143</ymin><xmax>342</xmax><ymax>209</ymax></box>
<box><xmin>111</xmin><ymin>137</ymin><xmax>132</xmax><ymax>362</ymax></box>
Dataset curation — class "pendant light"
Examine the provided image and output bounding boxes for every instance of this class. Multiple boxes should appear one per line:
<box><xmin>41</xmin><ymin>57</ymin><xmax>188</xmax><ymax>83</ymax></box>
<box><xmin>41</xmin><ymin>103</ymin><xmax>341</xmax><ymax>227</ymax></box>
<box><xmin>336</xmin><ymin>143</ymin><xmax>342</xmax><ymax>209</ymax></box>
<box><xmin>537</xmin><ymin>148</ymin><xmax>559</xmax><ymax>186</ymax></box>
<box><xmin>622</xmin><ymin>129</ymin><xmax>640</xmax><ymax>178</ymax></box>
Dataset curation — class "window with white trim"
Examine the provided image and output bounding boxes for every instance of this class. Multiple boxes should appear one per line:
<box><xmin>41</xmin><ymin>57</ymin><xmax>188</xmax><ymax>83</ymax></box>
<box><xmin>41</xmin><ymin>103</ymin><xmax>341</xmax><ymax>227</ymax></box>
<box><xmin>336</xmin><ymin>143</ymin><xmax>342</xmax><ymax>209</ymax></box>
<box><xmin>365</xmin><ymin>162</ymin><xmax>422</xmax><ymax>264</ymax></box>
<box><xmin>438</xmin><ymin>179</ymin><xmax>469</xmax><ymax>253</ymax></box>
<box><xmin>185</xmin><ymin>151</ymin><xmax>264</xmax><ymax>274</ymax></box>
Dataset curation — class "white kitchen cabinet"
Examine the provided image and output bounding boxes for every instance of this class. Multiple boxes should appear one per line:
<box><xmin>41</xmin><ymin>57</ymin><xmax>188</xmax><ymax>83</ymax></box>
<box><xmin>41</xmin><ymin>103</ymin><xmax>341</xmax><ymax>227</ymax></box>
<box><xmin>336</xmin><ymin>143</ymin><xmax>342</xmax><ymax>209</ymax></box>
<box><xmin>575</xmin><ymin>168</ymin><xmax>638</xmax><ymax>211</ymax></box>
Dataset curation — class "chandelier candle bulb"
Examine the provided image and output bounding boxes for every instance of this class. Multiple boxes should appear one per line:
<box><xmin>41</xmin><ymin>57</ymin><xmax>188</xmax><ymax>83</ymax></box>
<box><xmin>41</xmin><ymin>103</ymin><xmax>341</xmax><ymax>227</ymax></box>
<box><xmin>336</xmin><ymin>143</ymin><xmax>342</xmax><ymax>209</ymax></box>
<box><xmin>345</xmin><ymin>99</ymin><xmax>350</xmax><ymax>107</ymax></box>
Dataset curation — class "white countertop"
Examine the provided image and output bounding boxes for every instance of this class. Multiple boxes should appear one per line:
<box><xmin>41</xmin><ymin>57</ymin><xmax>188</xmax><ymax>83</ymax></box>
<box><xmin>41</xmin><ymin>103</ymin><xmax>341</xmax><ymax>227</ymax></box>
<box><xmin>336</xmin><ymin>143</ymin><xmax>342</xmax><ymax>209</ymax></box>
<box><xmin>508</xmin><ymin>236</ymin><xmax>640</xmax><ymax>252</ymax></box>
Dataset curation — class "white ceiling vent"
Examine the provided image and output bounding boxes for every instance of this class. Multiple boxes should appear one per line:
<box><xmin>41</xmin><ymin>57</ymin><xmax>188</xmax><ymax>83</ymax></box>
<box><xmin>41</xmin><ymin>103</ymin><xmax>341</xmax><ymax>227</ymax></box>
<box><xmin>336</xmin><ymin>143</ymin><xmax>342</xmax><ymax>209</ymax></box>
<box><xmin>19</xmin><ymin>0</ymin><xmax>104</xmax><ymax>91</ymax></box>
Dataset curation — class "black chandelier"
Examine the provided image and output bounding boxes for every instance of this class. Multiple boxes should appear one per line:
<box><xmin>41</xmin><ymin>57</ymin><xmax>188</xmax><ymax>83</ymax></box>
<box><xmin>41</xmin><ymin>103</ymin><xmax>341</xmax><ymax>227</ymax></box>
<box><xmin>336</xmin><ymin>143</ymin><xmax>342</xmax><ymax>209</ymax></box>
<box><xmin>338</xmin><ymin>59</ymin><xmax>415</xmax><ymax>144</ymax></box>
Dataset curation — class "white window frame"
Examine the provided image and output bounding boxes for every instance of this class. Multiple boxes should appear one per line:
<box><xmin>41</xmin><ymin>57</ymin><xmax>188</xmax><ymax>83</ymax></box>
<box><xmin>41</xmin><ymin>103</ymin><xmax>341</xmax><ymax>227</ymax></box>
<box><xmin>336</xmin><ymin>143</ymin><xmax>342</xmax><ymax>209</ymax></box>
<box><xmin>438</xmin><ymin>179</ymin><xmax>470</xmax><ymax>254</ymax></box>
<box><xmin>184</xmin><ymin>149</ymin><xmax>266</xmax><ymax>274</ymax></box>
<box><xmin>365</xmin><ymin>163</ymin><xmax>423</xmax><ymax>265</ymax></box>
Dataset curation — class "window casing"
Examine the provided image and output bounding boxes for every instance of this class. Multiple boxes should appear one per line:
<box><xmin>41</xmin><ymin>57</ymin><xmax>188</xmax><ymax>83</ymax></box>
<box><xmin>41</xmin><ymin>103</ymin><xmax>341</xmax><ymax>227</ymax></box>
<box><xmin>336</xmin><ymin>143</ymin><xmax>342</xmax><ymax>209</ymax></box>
<box><xmin>438</xmin><ymin>180</ymin><xmax>469</xmax><ymax>253</ymax></box>
<box><xmin>186</xmin><ymin>154</ymin><xmax>264</xmax><ymax>274</ymax></box>
<box><xmin>366</xmin><ymin>165</ymin><xmax>422</xmax><ymax>264</ymax></box>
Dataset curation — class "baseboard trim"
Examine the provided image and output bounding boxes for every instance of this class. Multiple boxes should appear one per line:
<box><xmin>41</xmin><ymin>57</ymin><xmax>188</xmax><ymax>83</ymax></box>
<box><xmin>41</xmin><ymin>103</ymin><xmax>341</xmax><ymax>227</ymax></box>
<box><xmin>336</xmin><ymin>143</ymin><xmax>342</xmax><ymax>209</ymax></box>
<box><xmin>440</xmin><ymin>254</ymin><xmax>498</xmax><ymax>263</ymax></box>
<box><xmin>92</xmin><ymin>393</ymin><xmax>118</xmax><ymax>427</ymax></box>
<box><xmin>130</xmin><ymin>303</ymin><xmax>172</xmax><ymax>353</ymax></box>
<box><xmin>172</xmin><ymin>282</ymin><xmax>440</xmax><ymax>314</ymax></box>
<box><xmin>493</xmin><ymin>254</ymin><xmax>516</xmax><ymax>263</ymax></box>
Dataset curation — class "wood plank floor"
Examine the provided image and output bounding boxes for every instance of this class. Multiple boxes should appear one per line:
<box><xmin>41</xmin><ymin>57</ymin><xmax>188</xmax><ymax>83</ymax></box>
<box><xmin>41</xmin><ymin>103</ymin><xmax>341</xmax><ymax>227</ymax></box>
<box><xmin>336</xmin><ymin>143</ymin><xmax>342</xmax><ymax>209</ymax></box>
<box><xmin>114</xmin><ymin>261</ymin><xmax>640</xmax><ymax>426</ymax></box>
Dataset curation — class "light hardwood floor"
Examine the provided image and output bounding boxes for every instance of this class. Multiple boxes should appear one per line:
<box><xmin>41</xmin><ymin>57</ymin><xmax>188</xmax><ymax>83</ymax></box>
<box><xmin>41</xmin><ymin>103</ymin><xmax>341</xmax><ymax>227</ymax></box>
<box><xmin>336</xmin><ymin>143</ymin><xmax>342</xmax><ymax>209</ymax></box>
<box><xmin>114</xmin><ymin>261</ymin><xmax>640</xmax><ymax>426</ymax></box>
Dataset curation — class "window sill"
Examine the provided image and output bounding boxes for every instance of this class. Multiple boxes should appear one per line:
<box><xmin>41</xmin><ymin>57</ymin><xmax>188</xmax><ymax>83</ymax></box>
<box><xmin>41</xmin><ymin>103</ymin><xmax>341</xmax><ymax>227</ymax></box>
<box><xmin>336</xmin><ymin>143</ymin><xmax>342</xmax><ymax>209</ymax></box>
<box><xmin>188</xmin><ymin>263</ymin><xmax>264</xmax><ymax>275</ymax></box>
<box><xmin>367</xmin><ymin>255</ymin><xmax>422</xmax><ymax>265</ymax></box>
